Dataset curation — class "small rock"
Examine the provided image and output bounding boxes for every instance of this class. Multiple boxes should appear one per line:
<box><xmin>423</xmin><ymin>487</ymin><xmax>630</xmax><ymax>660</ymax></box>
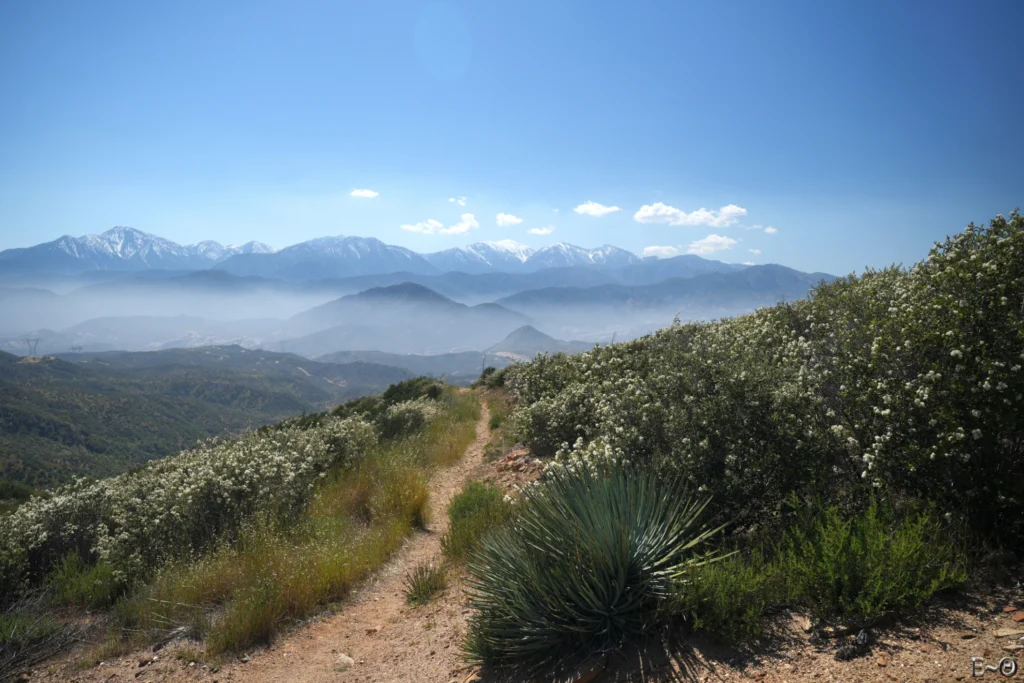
<box><xmin>138</xmin><ymin>656</ymin><xmax>154</xmax><ymax>668</ymax></box>
<box><xmin>961</xmin><ymin>633</ymin><xmax>978</xmax><ymax>639</ymax></box>
<box><xmin>239</xmin><ymin>654</ymin><xmax>250</xmax><ymax>663</ymax></box>
<box><xmin>333</xmin><ymin>654</ymin><xmax>355</xmax><ymax>672</ymax></box>
<box><xmin>1004</xmin><ymin>644</ymin><xmax>1024</xmax><ymax>652</ymax></box>
<box><xmin>366</xmin><ymin>626</ymin><xmax>380</xmax><ymax>635</ymax></box>
<box><xmin>16</xmin><ymin>674</ymin><xmax>30</xmax><ymax>683</ymax></box>
<box><xmin>994</xmin><ymin>628</ymin><xmax>1024</xmax><ymax>638</ymax></box>
<box><xmin>1013</xmin><ymin>612</ymin><xmax>1024</xmax><ymax>622</ymax></box>
<box><xmin>1003</xmin><ymin>606</ymin><xmax>1020</xmax><ymax>613</ymax></box>
<box><xmin>877</xmin><ymin>656</ymin><xmax>889</xmax><ymax>667</ymax></box>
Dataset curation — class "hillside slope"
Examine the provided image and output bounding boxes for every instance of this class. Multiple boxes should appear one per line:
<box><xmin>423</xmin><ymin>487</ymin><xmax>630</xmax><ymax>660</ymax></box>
<box><xmin>0</xmin><ymin>347</ymin><xmax>411</xmax><ymax>488</ymax></box>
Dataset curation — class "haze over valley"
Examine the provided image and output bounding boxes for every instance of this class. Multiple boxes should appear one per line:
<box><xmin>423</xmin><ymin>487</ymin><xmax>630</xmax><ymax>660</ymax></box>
<box><xmin>0</xmin><ymin>226</ymin><xmax>833</xmax><ymax>364</ymax></box>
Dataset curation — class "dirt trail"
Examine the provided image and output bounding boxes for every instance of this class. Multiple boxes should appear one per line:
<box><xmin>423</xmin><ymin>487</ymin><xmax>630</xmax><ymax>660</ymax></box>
<box><xmin>39</xmin><ymin>400</ymin><xmax>492</xmax><ymax>683</ymax></box>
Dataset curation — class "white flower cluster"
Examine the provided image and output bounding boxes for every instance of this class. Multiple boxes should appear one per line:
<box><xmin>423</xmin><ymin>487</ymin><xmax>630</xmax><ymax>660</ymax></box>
<box><xmin>0</xmin><ymin>415</ymin><xmax>377</xmax><ymax>592</ymax></box>
<box><xmin>504</xmin><ymin>211</ymin><xmax>1024</xmax><ymax>536</ymax></box>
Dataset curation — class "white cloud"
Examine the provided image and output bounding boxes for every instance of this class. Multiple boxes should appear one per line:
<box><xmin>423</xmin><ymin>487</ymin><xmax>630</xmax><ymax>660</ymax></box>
<box><xmin>440</xmin><ymin>213</ymin><xmax>479</xmax><ymax>235</ymax></box>
<box><xmin>642</xmin><ymin>245</ymin><xmax>681</xmax><ymax>259</ymax></box>
<box><xmin>553</xmin><ymin>208</ymin><xmax>559</xmax><ymax>213</ymax></box>
<box><xmin>748</xmin><ymin>248</ymin><xmax>761</xmax><ymax>255</ymax></box>
<box><xmin>764</xmin><ymin>226</ymin><xmax>778</xmax><ymax>234</ymax></box>
<box><xmin>634</xmin><ymin>202</ymin><xmax>747</xmax><ymax>227</ymax></box>
<box><xmin>448</xmin><ymin>196</ymin><xmax>467</xmax><ymax>207</ymax></box>
<box><xmin>743</xmin><ymin>261</ymin><xmax>756</xmax><ymax>266</ymax></box>
<box><xmin>350</xmin><ymin>188</ymin><xmax>379</xmax><ymax>198</ymax></box>
<box><xmin>573</xmin><ymin>201</ymin><xmax>621</xmax><ymax>217</ymax></box>
<box><xmin>401</xmin><ymin>219</ymin><xmax>444</xmax><ymax>234</ymax></box>
<box><xmin>687</xmin><ymin>234</ymin><xmax>738</xmax><ymax>255</ymax></box>
<box><xmin>528</xmin><ymin>226</ymin><xmax>555</xmax><ymax>236</ymax></box>
<box><xmin>402</xmin><ymin>213</ymin><xmax>480</xmax><ymax>235</ymax></box>
<box><xmin>496</xmin><ymin>213</ymin><xmax>523</xmax><ymax>227</ymax></box>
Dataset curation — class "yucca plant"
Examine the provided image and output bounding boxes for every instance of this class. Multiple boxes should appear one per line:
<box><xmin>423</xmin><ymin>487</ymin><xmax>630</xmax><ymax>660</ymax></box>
<box><xmin>463</xmin><ymin>460</ymin><xmax>724</xmax><ymax>670</ymax></box>
<box><xmin>404</xmin><ymin>563</ymin><xmax>448</xmax><ymax>606</ymax></box>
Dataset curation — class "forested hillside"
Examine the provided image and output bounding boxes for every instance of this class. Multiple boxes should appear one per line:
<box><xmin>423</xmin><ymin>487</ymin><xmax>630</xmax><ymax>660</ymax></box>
<box><xmin>0</xmin><ymin>347</ymin><xmax>411</xmax><ymax>488</ymax></box>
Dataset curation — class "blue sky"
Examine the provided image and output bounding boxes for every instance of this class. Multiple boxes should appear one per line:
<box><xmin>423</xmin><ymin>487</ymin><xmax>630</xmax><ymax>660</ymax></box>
<box><xmin>0</xmin><ymin>0</ymin><xmax>1021</xmax><ymax>274</ymax></box>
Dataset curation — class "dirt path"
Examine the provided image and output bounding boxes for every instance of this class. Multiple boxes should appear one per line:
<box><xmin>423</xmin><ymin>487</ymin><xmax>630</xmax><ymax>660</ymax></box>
<box><xmin>38</xmin><ymin>399</ymin><xmax>492</xmax><ymax>683</ymax></box>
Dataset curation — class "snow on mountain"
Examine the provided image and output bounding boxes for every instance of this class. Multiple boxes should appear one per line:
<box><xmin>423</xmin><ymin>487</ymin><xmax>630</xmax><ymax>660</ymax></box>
<box><xmin>1</xmin><ymin>228</ymin><xmax>646</xmax><ymax>278</ymax></box>
<box><xmin>524</xmin><ymin>243</ymin><xmax>641</xmax><ymax>270</ymax></box>
<box><xmin>215</xmin><ymin>236</ymin><xmax>437</xmax><ymax>280</ymax></box>
<box><xmin>423</xmin><ymin>240</ymin><xmax>537</xmax><ymax>274</ymax></box>
<box><xmin>0</xmin><ymin>227</ymin><xmax>278</xmax><ymax>273</ymax></box>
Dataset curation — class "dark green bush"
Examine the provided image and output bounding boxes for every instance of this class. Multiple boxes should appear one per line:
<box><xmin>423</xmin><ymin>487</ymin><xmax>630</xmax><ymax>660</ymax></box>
<box><xmin>672</xmin><ymin>548</ymin><xmax>783</xmax><ymax>641</ymax></box>
<box><xmin>779</xmin><ymin>499</ymin><xmax>968</xmax><ymax>627</ymax></box>
<box><xmin>441</xmin><ymin>482</ymin><xmax>512</xmax><ymax>561</ymax></box>
<box><xmin>464</xmin><ymin>461</ymin><xmax>722</xmax><ymax>670</ymax></box>
<box><xmin>404</xmin><ymin>564</ymin><xmax>448</xmax><ymax>605</ymax></box>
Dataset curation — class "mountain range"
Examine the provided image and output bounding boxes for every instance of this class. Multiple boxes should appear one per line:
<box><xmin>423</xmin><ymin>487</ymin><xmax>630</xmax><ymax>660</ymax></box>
<box><xmin>2</xmin><ymin>227</ymin><xmax>662</xmax><ymax>279</ymax></box>
<box><xmin>0</xmin><ymin>227</ymin><xmax>275</xmax><ymax>273</ymax></box>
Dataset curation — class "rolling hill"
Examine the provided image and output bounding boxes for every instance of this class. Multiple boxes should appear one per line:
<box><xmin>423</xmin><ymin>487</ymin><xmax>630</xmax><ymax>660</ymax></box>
<box><xmin>0</xmin><ymin>346</ymin><xmax>412</xmax><ymax>489</ymax></box>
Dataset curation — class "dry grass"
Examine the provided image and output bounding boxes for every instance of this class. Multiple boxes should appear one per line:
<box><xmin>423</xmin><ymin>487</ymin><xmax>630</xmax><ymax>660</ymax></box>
<box><xmin>110</xmin><ymin>390</ymin><xmax>480</xmax><ymax>655</ymax></box>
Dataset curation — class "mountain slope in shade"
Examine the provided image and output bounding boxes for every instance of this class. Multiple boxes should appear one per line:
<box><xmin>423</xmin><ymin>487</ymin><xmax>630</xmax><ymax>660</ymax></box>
<box><xmin>497</xmin><ymin>264</ymin><xmax>833</xmax><ymax>313</ymax></box>
<box><xmin>283</xmin><ymin>283</ymin><xmax>529</xmax><ymax>355</ymax></box>
<box><xmin>0</xmin><ymin>227</ymin><xmax>274</xmax><ymax>273</ymax></box>
<box><xmin>316</xmin><ymin>349</ymin><xmax>515</xmax><ymax>385</ymax></box>
<box><xmin>486</xmin><ymin>325</ymin><xmax>592</xmax><ymax>357</ymax></box>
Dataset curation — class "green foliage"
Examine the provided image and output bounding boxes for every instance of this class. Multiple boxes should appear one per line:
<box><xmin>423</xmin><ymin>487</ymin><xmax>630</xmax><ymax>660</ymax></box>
<box><xmin>45</xmin><ymin>553</ymin><xmax>119</xmax><ymax>608</ymax></box>
<box><xmin>109</xmin><ymin>388</ymin><xmax>479</xmax><ymax>655</ymax></box>
<box><xmin>671</xmin><ymin>499</ymin><xmax>968</xmax><ymax>639</ymax></box>
<box><xmin>441</xmin><ymin>482</ymin><xmax>512</xmax><ymax>561</ymax></box>
<box><xmin>503</xmin><ymin>211</ymin><xmax>1024</xmax><ymax>544</ymax></box>
<box><xmin>778</xmin><ymin>499</ymin><xmax>968</xmax><ymax>627</ymax></box>
<box><xmin>0</xmin><ymin>347</ymin><xmax>410</xmax><ymax>488</ymax></box>
<box><xmin>672</xmin><ymin>549</ymin><xmax>783</xmax><ymax>642</ymax></box>
<box><xmin>405</xmin><ymin>564</ymin><xmax>448</xmax><ymax>606</ymax></box>
<box><xmin>464</xmin><ymin>460</ymin><xmax>722</xmax><ymax>670</ymax></box>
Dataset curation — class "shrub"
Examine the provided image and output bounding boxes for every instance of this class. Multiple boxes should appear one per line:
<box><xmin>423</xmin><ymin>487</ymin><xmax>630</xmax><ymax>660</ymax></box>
<box><xmin>464</xmin><ymin>461</ymin><xmax>723</xmax><ymax>670</ymax></box>
<box><xmin>779</xmin><ymin>499</ymin><xmax>968</xmax><ymax>627</ymax></box>
<box><xmin>405</xmin><ymin>564</ymin><xmax>448</xmax><ymax>605</ymax></box>
<box><xmin>671</xmin><ymin>548</ymin><xmax>783</xmax><ymax>642</ymax></box>
<box><xmin>45</xmin><ymin>553</ymin><xmax>119</xmax><ymax>608</ymax></box>
<box><xmin>501</xmin><ymin>211</ymin><xmax>1024</xmax><ymax>545</ymax></box>
<box><xmin>441</xmin><ymin>482</ymin><xmax>512</xmax><ymax>561</ymax></box>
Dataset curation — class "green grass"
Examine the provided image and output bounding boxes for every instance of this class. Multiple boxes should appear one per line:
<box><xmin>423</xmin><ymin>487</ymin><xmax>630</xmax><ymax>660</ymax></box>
<box><xmin>45</xmin><ymin>554</ymin><xmax>119</xmax><ymax>609</ymax></box>
<box><xmin>109</xmin><ymin>389</ymin><xmax>480</xmax><ymax>655</ymax></box>
<box><xmin>405</xmin><ymin>564</ymin><xmax>448</xmax><ymax>606</ymax></box>
<box><xmin>441</xmin><ymin>481</ymin><xmax>512</xmax><ymax>562</ymax></box>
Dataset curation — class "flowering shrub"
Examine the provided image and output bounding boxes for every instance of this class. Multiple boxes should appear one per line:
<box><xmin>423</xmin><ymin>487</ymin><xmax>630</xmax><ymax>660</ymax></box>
<box><xmin>0</xmin><ymin>415</ymin><xmax>377</xmax><ymax>598</ymax></box>
<box><xmin>504</xmin><ymin>211</ymin><xmax>1024</xmax><ymax>542</ymax></box>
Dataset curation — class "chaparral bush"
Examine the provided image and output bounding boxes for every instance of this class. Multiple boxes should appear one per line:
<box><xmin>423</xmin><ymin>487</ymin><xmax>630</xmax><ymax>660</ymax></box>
<box><xmin>0</xmin><ymin>414</ymin><xmax>377</xmax><ymax>600</ymax></box>
<box><xmin>503</xmin><ymin>211</ymin><xmax>1024</xmax><ymax>544</ymax></box>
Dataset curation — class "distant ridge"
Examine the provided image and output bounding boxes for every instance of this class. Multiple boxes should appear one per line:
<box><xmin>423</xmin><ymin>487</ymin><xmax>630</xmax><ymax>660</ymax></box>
<box><xmin>486</xmin><ymin>325</ymin><xmax>592</xmax><ymax>357</ymax></box>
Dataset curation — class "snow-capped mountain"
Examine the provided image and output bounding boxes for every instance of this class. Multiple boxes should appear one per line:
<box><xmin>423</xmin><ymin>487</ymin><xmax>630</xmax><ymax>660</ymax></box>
<box><xmin>214</xmin><ymin>236</ymin><xmax>438</xmax><ymax>280</ymax></box>
<box><xmin>1</xmin><ymin>228</ymin><xmax>649</xmax><ymax>280</ymax></box>
<box><xmin>0</xmin><ymin>227</ymin><xmax>276</xmax><ymax>273</ymax></box>
<box><xmin>524</xmin><ymin>243</ymin><xmax>641</xmax><ymax>270</ymax></box>
<box><xmin>424</xmin><ymin>240</ymin><xmax>536</xmax><ymax>274</ymax></box>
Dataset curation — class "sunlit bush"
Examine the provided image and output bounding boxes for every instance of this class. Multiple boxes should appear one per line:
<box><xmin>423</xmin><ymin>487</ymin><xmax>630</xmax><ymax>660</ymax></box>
<box><xmin>503</xmin><ymin>211</ymin><xmax>1024</xmax><ymax>542</ymax></box>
